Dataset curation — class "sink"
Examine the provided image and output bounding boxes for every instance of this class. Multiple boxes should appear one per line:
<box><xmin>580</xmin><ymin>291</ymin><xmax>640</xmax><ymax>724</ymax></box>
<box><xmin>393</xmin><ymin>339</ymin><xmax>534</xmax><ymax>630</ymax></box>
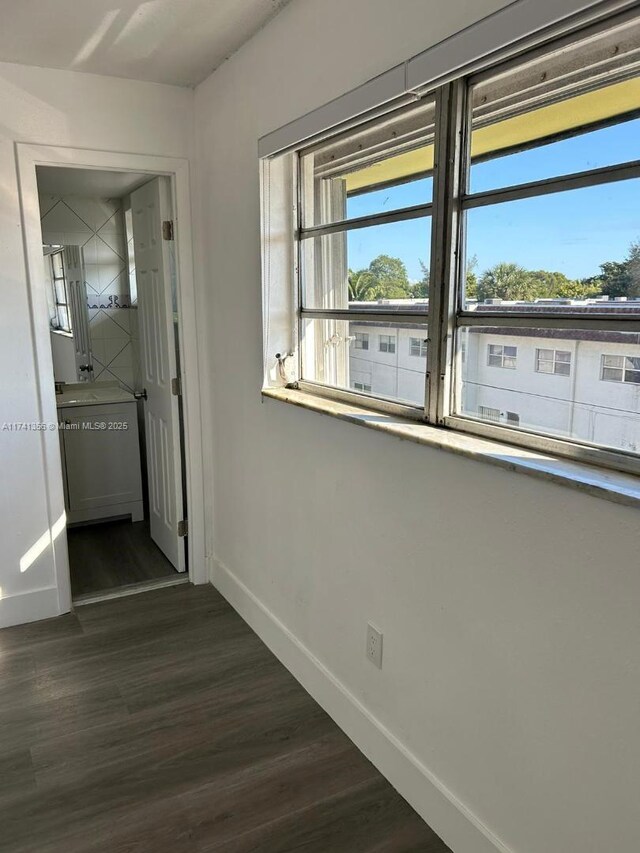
<box><xmin>56</xmin><ymin>381</ymin><xmax>136</xmax><ymax>408</ymax></box>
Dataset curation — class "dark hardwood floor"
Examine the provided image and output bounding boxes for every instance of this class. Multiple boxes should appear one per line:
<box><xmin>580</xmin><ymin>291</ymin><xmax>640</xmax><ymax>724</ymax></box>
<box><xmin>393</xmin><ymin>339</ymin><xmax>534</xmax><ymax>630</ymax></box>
<box><xmin>67</xmin><ymin>519</ymin><xmax>179</xmax><ymax>597</ymax></box>
<box><xmin>0</xmin><ymin>585</ymin><xmax>451</xmax><ymax>853</ymax></box>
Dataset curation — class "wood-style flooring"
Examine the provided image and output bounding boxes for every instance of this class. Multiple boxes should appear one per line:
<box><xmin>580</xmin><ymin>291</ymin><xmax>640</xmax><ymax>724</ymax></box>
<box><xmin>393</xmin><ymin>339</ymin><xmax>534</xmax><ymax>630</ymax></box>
<box><xmin>67</xmin><ymin>519</ymin><xmax>179</xmax><ymax>598</ymax></box>
<box><xmin>0</xmin><ymin>585</ymin><xmax>452</xmax><ymax>853</ymax></box>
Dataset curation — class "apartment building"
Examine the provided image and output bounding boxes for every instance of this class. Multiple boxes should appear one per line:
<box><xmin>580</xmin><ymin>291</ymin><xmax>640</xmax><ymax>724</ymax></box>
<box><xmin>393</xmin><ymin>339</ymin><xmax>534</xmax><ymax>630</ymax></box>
<box><xmin>346</xmin><ymin>300</ymin><xmax>640</xmax><ymax>453</ymax></box>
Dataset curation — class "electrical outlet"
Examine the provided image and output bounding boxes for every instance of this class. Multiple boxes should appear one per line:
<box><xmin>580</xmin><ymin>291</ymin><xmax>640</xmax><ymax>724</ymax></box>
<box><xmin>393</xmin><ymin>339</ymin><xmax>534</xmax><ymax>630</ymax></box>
<box><xmin>366</xmin><ymin>623</ymin><xmax>383</xmax><ymax>669</ymax></box>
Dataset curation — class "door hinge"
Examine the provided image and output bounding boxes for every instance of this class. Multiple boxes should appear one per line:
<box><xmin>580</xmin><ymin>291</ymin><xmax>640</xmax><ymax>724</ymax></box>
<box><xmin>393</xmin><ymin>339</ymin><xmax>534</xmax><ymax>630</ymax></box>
<box><xmin>178</xmin><ymin>519</ymin><xmax>188</xmax><ymax>537</ymax></box>
<box><xmin>162</xmin><ymin>220</ymin><xmax>174</xmax><ymax>241</ymax></box>
<box><xmin>171</xmin><ymin>377</ymin><xmax>182</xmax><ymax>396</ymax></box>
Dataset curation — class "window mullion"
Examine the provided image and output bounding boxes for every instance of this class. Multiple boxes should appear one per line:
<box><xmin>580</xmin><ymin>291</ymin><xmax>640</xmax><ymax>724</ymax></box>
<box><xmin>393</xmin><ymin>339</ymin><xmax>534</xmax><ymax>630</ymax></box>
<box><xmin>427</xmin><ymin>79</ymin><xmax>466</xmax><ymax>424</ymax></box>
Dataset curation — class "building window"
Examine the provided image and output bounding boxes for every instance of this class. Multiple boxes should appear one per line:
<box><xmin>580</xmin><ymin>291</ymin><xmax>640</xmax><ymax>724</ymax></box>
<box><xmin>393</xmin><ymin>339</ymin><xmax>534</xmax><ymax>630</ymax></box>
<box><xmin>601</xmin><ymin>355</ymin><xmax>640</xmax><ymax>385</ymax></box>
<box><xmin>536</xmin><ymin>349</ymin><xmax>572</xmax><ymax>376</ymax></box>
<box><xmin>268</xmin><ymin>7</ymin><xmax>640</xmax><ymax>470</ymax></box>
<box><xmin>379</xmin><ymin>334</ymin><xmax>396</xmax><ymax>354</ymax></box>
<box><xmin>49</xmin><ymin>250</ymin><xmax>72</xmax><ymax>333</ymax></box>
<box><xmin>354</xmin><ymin>332</ymin><xmax>369</xmax><ymax>350</ymax></box>
<box><xmin>353</xmin><ymin>381</ymin><xmax>372</xmax><ymax>392</ymax></box>
<box><xmin>409</xmin><ymin>337</ymin><xmax>427</xmax><ymax>357</ymax></box>
<box><xmin>487</xmin><ymin>344</ymin><xmax>517</xmax><ymax>369</ymax></box>
<box><xmin>478</xmin><ymin>406</ymin><xmax>500</xmax><ymax>422</ymax></box>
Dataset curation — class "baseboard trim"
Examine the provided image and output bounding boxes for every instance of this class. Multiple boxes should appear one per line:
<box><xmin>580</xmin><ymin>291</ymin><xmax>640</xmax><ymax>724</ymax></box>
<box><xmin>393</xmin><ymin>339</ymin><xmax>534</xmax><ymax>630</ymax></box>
<box><xmin>211</xmin><ymin>557</ymin><xmax>511</xmax><ymax>853</ymax></box>
<box><xmin>0</xmin><ymin>586</ymin><xmax>60</xmax><ymax>628</ymax></box>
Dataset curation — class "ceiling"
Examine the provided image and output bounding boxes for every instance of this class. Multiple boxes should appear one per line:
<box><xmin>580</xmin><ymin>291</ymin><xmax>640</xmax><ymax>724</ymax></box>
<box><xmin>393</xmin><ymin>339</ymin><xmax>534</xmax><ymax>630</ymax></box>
<box><xmin>0</xmin><ymin>0</ymin><xmax>291</xmax><ymax>87</ymax></box>
<box><xmin>36</xmin><ymin>166</ymin><xmax>151</xmax><ymax>197</ymax></box>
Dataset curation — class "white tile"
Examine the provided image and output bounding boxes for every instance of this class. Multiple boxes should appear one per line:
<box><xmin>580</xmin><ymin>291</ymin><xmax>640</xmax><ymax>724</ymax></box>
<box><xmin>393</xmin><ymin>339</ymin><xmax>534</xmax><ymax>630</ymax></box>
<box><xmin>110</xmin><ymin>366</ymin><xmax>135</xmax><ymax>392</ymax></box>
<box><xmin>90</xmin><ymin>311</ymin><xmax>128</xmax><ymax>340</ymax></box>
<box><xmin>99</xmin><ymin>270</ymin><xmax>129</xmax><ymax>299</ymax></box>
<box><xmin>98</xmin><ymin>209</ymin><xmax>125</xmax><ymax>236</ymax></box>
<box><xmin>84</xmin><ymin>263</ymin><xmax>100</xmax><ymax>292</ymax></box>
<box><xmin>39</xmin><ymin>194</ymin><xmax>59</xmax><ymax>219</ymax></box>
<box><xmin>41</xmin><ymin>201</ymin><xmax>92</xmax><ymax>236</ymax></box>
<box><xmin>109</xmin><ymin>342</ymin><xmax>133</xmax><ymax>369</ymax></box>
<box><xmin>81</xmin><ymin>236</ymin><xmax>99</xmax><ymax>265</ymax></box>
<box><xmin>104</xmin><ymin>308</ymin><xmax>131</xmax><ymax>334</ymax></box>
<box><xmin>65</xmin><ymin>197</ymin><xmax>119</xmax><ymax>232</ymax></box>
<box><xmin>95</xmin><ymin>236</ymin><xmax>123</xmax><ymax>266</ymax></box>
<box><xmin>102</xmin><ymin>339</ymin><xmax>130</xmax><ymax>367</ymax></box>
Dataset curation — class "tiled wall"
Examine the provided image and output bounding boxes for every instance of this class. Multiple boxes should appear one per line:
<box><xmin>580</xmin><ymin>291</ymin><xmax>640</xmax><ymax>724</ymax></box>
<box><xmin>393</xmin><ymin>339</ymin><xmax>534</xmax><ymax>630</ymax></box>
<box><xmin>39</xmin><ymin>194</ymin><xmax>140</xmax><ymax>392</ymax></box>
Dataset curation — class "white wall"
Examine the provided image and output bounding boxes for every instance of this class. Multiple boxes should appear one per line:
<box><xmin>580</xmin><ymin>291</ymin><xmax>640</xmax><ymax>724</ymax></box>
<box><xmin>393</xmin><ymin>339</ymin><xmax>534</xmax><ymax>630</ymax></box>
<box><xmin>0</xmin><ymin>61</ymin><xmax>193</xmax><ymax>626</ymax></box>
<box><xmin>194</xmin><ymin>2</ymin><xmax>640</xmax><ymax>852</ymax></box>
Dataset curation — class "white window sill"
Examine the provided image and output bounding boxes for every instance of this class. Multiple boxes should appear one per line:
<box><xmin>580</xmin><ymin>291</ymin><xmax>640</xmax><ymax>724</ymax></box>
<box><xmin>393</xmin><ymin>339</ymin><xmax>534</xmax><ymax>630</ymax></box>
<box><xmin>262</xmin><ymin>386</ymin><xmax>640</xmax><ymax>510</ymax></box>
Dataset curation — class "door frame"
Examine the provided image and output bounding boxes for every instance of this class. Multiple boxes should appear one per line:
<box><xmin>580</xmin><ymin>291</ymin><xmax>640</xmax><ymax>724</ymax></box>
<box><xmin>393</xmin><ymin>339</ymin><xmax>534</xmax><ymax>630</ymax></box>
<box><xmin>15</xmin><ymin>143</ymin><xmax>208</xmax><ymax>612</ymax></box>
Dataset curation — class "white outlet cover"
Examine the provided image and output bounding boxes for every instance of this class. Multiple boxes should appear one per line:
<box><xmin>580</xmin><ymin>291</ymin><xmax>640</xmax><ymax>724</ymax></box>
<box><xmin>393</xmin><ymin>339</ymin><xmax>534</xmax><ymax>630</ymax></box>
<box><xmin>366</xmin><ymin>623</ymin><xmax>383</xmax><ymax>669</ymax></box>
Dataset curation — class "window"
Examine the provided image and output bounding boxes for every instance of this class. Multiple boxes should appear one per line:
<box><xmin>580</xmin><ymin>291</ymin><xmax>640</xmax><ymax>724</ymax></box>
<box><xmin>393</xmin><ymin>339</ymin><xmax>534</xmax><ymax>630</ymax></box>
<box><xmin>353</xmin><ymin>381</ymin><xmax>372</xmax><ymax>392</ymax></box>
<box><xmin>536</xmin><ymin>349</ymin><xmax>572</xmax><ymax>376</ymax></box>
<box><xmin>270</xmin><ymin>7</ymin><xmax>640</xmax><ymax>471</ymax></box>
<box><xmin>49</xmin><ymin>250</ymin><xmax>72</xmax><ymax>333</ymax></box>
<box><xmin>379</xmin><ymin>334</ymin><xmax>396</xmax><ymax>354</ymax></box>
<box><xmin>297</xmin><ymin>97</ymin><xmax>434</xmax><ymax>406</ymax></box>
<box><xmin>410</xmin><ymin>337</ymin><xmax>427</xmax><ymax>357</ymax></box>
<box><xmin>601</xmin><ymin>355</ymin><xmax>640</xmax><ymax>385</ymax></box>
<box><xmin>487</xmin><ymin>344</ymin><xmax>516</xmax><ymax>369</ymax></box>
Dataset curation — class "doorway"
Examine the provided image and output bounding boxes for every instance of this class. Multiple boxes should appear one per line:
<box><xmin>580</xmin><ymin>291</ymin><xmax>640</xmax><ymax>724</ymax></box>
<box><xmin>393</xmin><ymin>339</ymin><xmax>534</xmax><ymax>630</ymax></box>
<box><xmin>38</xmin><ymin>167</ymin><xmax>187</xmax><ymax>600</ymax></box>
<box><xmin>16</xmin><ymin>145</ymin><xmax>207</xmax><ymax>612</ymax></box>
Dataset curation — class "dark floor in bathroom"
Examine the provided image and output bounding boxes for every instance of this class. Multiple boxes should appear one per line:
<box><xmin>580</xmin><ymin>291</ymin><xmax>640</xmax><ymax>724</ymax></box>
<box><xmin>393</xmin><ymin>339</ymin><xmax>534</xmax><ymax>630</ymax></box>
<box><xmin>67</xmin><ymin>519</ymin><xmax>180</xmax><ymax>598</ymax></box>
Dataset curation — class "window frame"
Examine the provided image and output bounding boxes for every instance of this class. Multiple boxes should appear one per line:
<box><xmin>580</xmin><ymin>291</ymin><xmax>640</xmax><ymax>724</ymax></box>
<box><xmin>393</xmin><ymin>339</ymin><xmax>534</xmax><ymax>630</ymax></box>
<box><xmin>536</xmin><ymin>348</ymin><xmax>572</xmax><ymax>376</ymax></box>
<box><xmin>601</xmin><ymin>354</ymin><xmax>640</xmax><ymax>385</ymax></box>
<box><xmin>49</xmin><ymin>249</ymin><xmax>72</xmax><ymax>334</ymax></box>
<box><xmin>378</xmin><ymin>334</ymin><xmax>396</xmax><ymax>354</ymax></box>
<box><xmin>290</xmin><ymin>6</ymin><xmax>640</xmax><ymax>477</ymax></box>
<box><xmin>409</xmin><ymin>337</ymin><xmax>428</xmax><ymax>357</ymax></box>
<box><xmin>487</xmin><ymin>343</ymin><xmax>517</xmax><ymax>369</ymax></box>
<box><xmin>354</xmin><ymin>332</ymin><xmax>369</xmax><ymax>350</ymax></box>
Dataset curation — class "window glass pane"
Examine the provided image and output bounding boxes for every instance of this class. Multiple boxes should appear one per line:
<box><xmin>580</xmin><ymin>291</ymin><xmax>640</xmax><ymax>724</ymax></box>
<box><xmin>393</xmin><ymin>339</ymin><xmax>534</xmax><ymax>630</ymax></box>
<box><xmin>455</xmin><ymin>327</ymin><xmax>640</xmax><ymax>453</ymax></box>
<box><xmin>54</xmin><ymin>279</ymin><xmax>67</xmax><ymax>305</ymax></box>
<box><xmin>468</xmin><ymin>13</ymin><xmax>640</xmax><ymax>194</ymax></box>
<box><xmin>57</xmin><ymin>306</ymin><xmax>71</xmax><ymax>333</ymax></box>
<box><xmin>51</xmin><ymin>252</ymin><xmax>64</xmax><ymax>278</ymax></box>
<box><xmin>470</xmin><ymin>114</ymin><xmax>640</xmax><ymax>194</ymax></box>
<box><xmin>463</xmin><ymin>179</ymin><xmax>640</xmax><ymax>310</ymax></box>
<box><xmin>301</xmin><ymin>98</ymin><xmax>436</xmax><ymax>227</ymax></box>
<box><xmin>346</xmin><ymin>177</ymin><xmax>433</xmax><ymax>220</ymax></box>
<box><xmin>301</xmin><ymin>216</ymin><xmax>431</xmax><ymax>311</ymax></box>
<box><xmin>301</xmin><ymin>318</ymin><xmax>428</xmax><ymax>407</ymax></box>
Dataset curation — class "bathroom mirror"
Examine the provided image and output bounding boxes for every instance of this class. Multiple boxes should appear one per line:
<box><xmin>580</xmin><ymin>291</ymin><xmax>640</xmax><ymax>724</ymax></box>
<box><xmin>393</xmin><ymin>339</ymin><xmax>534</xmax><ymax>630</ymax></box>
<box><xmin>41</xmin><ymin>202</ymin><xmax>140</xmax><ymax>393</ymax></box>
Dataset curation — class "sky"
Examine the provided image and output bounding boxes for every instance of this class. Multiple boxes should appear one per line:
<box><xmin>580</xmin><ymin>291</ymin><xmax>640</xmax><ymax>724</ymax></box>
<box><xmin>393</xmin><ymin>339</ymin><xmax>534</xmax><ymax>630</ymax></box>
<box><xmin>345</xmin><ymin>117</ymin><xmax>640</xmax><ymax>283</ymax></box>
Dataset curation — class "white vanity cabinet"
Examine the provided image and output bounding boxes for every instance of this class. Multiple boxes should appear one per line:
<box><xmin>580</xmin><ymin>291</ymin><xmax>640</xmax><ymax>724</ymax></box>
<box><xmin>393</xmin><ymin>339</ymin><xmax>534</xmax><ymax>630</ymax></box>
<box><xmin>57</xmin><ymin>386</ymin><xmax>144</xmax><ymax>525</ymax></box>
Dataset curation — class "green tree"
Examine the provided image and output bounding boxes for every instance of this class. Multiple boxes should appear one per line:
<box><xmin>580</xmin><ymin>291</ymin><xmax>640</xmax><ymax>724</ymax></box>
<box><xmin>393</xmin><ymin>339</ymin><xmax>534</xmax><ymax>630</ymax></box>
<box><xmin>626</xmin><ymin>240</ymin><xmax>640</xmax><ymax>297</ymax></box>
<box><xmin>465</xmin><ymin>254</ymin><xmax>479</xmax><ymax>300</ymax></box>
<box><xmin>581</xmin><ymin>239</ymin><xmax>640</xmax><ymax>299</ymax></box>
<box><xmin>348</xmin><ymin>269</ymin><xmax>375</xmax><ymax>301</ymax></box>
<box><xmin>477</xmin><ymin>262</ymin><xmax>540</xmax><ymax>301</ymax></box>
<box><xmin>349</xmin><ymin>254</ymin><xmax>412</xmax><ymax>301</ymax></box>
<box><xmin>409</xmin><ymin>260</ymin><xmax>429</xmax><ymax>298</ymax></box>
<box><xmin>590</xmin><ymin>261</ymin><xmax>631</xmax><ymax>299</ymax></box>
<box><xmin>527</xmin><ymin>270</ymin><xmax>599</xmax><ymax>299</ymax></box>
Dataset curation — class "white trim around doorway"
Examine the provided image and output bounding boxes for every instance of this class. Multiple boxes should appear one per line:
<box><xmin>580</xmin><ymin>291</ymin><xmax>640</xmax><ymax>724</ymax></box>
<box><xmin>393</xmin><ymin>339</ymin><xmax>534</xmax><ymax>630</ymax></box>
<box><xmin>15</xmin><ymin>143</ymin><xmax>208</xmax><ymax>615</ymax></box>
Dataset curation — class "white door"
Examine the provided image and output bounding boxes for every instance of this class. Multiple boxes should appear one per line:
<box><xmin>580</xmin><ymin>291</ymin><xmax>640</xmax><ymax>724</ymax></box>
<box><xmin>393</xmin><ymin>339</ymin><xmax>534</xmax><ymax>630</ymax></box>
<box><xmin>63</xmin><ymin>246</ymin><xmax>93</xmax><ymax>381</ymax></box>
<box><xmin>131</xmin><ymin>177</ymin><xmax>186</xmax><ymax>572</ymax></box>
